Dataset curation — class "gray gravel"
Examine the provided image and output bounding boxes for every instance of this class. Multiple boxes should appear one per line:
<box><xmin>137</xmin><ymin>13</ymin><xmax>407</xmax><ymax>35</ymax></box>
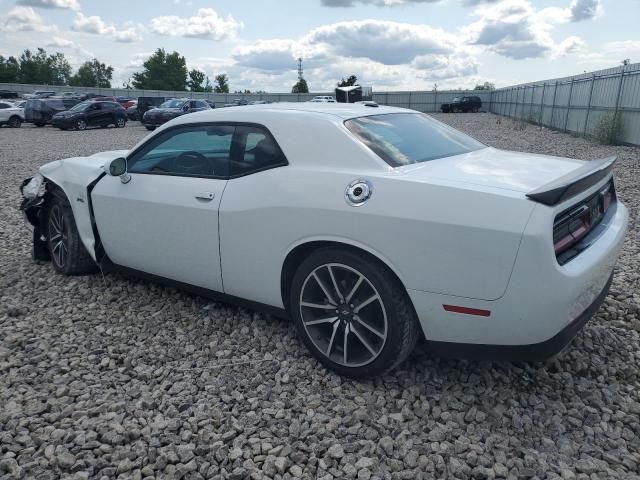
<box><xmin>1</xmin><ymin>115</ymin><xmax>640</xmax><ymax>480</ymax></box>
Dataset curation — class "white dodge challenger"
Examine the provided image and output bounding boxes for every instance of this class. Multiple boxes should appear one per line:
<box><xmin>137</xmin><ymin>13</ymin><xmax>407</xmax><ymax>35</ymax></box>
<box><xmin>20</xmin><ymin>103</ymin><xmax>628</xmax><ymax>377</ymax></box>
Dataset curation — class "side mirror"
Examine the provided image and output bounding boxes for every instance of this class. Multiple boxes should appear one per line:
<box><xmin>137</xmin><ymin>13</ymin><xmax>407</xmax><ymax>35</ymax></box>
<box><xmin>182</xmin><ymin>104</ymin><xmax>190</xmax><ymax>112</ymax></box>
<box><xmin>105</xmin><ymin>157</ymin><xmax>131</xmax><ymax>184</ymax></box>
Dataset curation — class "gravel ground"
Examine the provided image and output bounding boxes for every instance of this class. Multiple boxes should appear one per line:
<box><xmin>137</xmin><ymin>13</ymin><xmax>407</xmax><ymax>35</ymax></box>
<box><xmin>1</xmin><ymin>115</ymin><xmax>639</xmax><ymax>480</ymax></box>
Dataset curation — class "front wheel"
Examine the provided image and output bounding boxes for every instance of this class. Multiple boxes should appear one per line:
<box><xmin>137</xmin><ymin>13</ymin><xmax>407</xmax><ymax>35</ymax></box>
<box><xmin>76</xmin><ymin>119</ymin><xmax>87</xmax><ymax>131</ymax></box>
<box><xmin>8</xmin><ymin>116</ymin><xmax>22</xmax><ymax>128</ymax></box>
<box><xmin>46</xmin><ymin>196</ymin><xmax>96</xmax><ymax>275</ymax></box>
<box><xmin>290</xmin><ymin>248</ymin><xmax>419</xmax><ymax>378</ymax></box>
<box><xmin>116</xmin><ymin>117</ymin><xmax>126</xmax><ymax>128</ymax></box>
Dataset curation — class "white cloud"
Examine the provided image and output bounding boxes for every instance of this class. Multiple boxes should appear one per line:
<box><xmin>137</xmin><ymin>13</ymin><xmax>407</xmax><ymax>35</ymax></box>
<box><xmin>321</xmin><ymin>0</ymin><xmax>439</xmax><ymax>6</ymax></box>
<box><xmin>16</xmin><ymin>0</ymin><xmax>79</xmax><ymax>10</ymax></box>
<box><xmin>149</xmin><ymin>8</ymin><xmax>242</xmax><ymax>40</ymax></box>
<box><xmin>570</xmin><ymin>0</ymin><xmax>601</xmax><ymax>22</ymax></box>
<box><xmin>412</xmin><ymin>53</ymin><xmax>479</xmax><ymax>80</ymax></box>
<box><xmin>3</xmin><ymin>6</ymin><xmax>57</xmax><ymax>32</ymax></box>
<box><xmin>306</xmin><ymin>20</ymin><xmax>456</xmax><ymax>64</ymax></box>
<box><xmin>72</xmin><ymin>13</ymin><xmax>142</xmax><ymax>42</ymax></box>
<box><xmin>46</xmin><ymin>36</ymin><xmax>75</xmax><ymax>48</ymax></box>
<box><xmin>464</xmin><ymin>0</ymin><xmax>590</xmax><ymax>59</ymax></box>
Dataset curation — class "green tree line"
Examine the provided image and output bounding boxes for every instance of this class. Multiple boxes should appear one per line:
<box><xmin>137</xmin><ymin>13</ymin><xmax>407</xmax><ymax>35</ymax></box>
<box><xmin>0</xmin><ymin>47</ymin><xmax>231</xmax><ymax>92</ymax></box>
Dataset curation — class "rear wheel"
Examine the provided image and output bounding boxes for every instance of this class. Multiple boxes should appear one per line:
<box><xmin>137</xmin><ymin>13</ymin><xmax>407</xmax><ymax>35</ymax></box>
<box><xmin>46</xmin><ymin>196</ymin><xmax>96</xmax><ymax>275</ymax></box>
<box><xmin>290</xmin><ymin>247</ymin><xmax>419</xmax><ymax>378</ymax></box>
<box><xmin>8</xmin><ymin>116</ymin><xmax>22</xmax><ymax>128</ymax></box>
<box><xmin>145</xmin><ymin>125</ymin><xmax>155</xmax><ymax>131</ymax></box>
<box><xmin>116</xmin><ymin>116</ymin><xmax>126</xmax><ymax>128</ymax></box>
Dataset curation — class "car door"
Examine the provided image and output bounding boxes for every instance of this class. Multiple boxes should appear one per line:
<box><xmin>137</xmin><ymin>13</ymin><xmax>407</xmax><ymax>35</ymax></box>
<box><xmin>91</xmin><ymin>123</ymin><xmax>234</xmax><ymax>292</ymax></box>
<box><xmin>85</xmin><ymin>103</ymin><xmax>102</xmax><ymax>126</ymax></box>
<box><xmin>0</xmin><ymin>102</ymin><xmax>10</xmax><ymax>122</ymax></box>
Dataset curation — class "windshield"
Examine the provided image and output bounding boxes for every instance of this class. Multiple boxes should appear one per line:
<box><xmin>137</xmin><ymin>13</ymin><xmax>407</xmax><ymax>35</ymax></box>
<box><xmin>69</xmin><ymin>102</ymin><xmax>89</xmax><ymax>112</ymax></box>
<box><xmin>345</xmin><ymin>113</ymin><xmax>485</xmax><ymax>167</ymax></box>
<box><xmin>160</xmin><ymin>99</ymin><xmax>184</xmax><ymax>108</ymax></box>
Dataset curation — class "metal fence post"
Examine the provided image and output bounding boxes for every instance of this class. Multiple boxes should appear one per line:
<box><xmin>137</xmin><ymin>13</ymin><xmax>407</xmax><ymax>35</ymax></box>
<box><xmin>538</xmin><ymin>82</ymin><xmax>546</xmax><ymax>126</ymax></box>
<box><xmin>563</xmin><ymin>77</ymin><xmax>575</xmax><ymax>132</ymax></box>
<box><xmin>614</xmin><ymin>66</ymin><xmax>626</xmax><ymax>115</ymax></box>
<box><xmin>583</xmin><ymin>74</ymin><xmax>596</xmax><ymax>137</ymax></box>
<box><xmin>409</xmin><ymin>90</ymin><xmax>413</xmax><ymax>111</ymax></box>
<box><xmin>528</xmin><ymin>85</ymin><xmax>535</xmax><ymax>119</ymax></box>
<box><xmin>433</xmin><ymin>91</ymin><xmax>437</xmax><ymax>112</ymax></box>
<box><xmin>550</xmin><ymin>81</ymin><xmax>558</xmax><ymax>129</ymax></box>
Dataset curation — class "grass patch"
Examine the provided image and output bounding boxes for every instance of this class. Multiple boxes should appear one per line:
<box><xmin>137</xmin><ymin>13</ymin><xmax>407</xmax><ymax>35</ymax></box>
<box><xmin>593</xmin><ymin>112</ymin><xmax>623</xmax><ymax>145</ymax></box>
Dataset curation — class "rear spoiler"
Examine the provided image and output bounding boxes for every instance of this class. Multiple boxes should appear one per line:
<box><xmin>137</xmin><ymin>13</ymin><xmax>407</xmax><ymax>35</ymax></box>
<box><xmin>526</xmin><ymin>156</ymin><xmax>616</xmax><ymax>206</ymax></box>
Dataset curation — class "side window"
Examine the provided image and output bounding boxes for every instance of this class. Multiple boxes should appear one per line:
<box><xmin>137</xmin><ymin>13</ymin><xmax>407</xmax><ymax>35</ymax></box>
<box><xmin>0</xmin><ymin>103</ymin><xmax>10</xmax><ymax>109</ymax></box>
<box><xmin>196</xmin><ymin>100</ymin><xmax>208</xmax><ymax>109</ymax></box>
<box><xmin>128</xmin><ymin>125</ymin><xmax>234</xmax><ymax>178</ymax></box>
<box><xmin>230</xmin><ymin>126</ymin><xmax>287</xmax><ymax>177</ymax></box>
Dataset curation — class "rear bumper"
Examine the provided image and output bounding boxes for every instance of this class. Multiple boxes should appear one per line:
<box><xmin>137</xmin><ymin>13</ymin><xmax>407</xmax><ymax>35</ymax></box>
<box><xmin>425</xmin><ymin>272</ymin><xmax>613</xmax><ymax>361</ymax></box>
<box><xmin>407</xmin><ymin>191</ymin><xmax>627</xmax><ymax>359</ymax></box>
<box><xmin>51</xmin><ymin>118</ymin><xmax>74</xmax><ymax>128</ymax></box>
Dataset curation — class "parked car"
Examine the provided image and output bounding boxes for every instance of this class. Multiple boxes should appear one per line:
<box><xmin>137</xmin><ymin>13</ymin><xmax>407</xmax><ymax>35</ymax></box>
<box><xmin>126</xmin><ymin>102</ymin><xmax>139</xmax><ymax>121</ymax></box>
<box><xmin>441</xmin><ymin>96</ymin><xmax>482</xmax><ymax>113</ymax></box>
<box><xmin>24</xmin><ymin>90</ymin><xmax>56</xmax><ymax>99</ymax></box>
<box><xmin>0</xmin><ymin>89</ymin><xmax>19</xmax><ymax>99</ymax></box>
<box><xmin>13</xmin><ymin>100</ymin><xmax>27</xmax><ymax>108</ymax></box>
<box><xmin>142</xmin><ymin>98</ymin><xmax>210</xmax><ymax>130</ymax></box>
<box><xmin>136</xmin><ymin>96</ymin><xmax>167</xmax><ymax>118</ymax></box>
<box><xmin>19</xmin><ymin>104</ymin><xmax>628</xmax><ymax>377</ymax></box>
<box><xmin>51</xmin><ymin>101</ymin><xmax>127</xmax><ymax>130</ymax></box>
<box><xmin>224</xmin><ymin>99</ymin><xmax>248</xmax><ymax>107</ymax></box>
<box><xmin>310</xmin><ymin>96</ymin><xmax>337</xmax><ymax>103</ymax></box>
<box><xmin>0</xmin><ymin>100</ymin><xmax>24</xmax><ymax>127</ymax></box>
<box><xmin>116</xmin><ymin>96</ymin><xmax>136</xmax><ymax>109</ymax></box>
<box><xmin>24</xmin><ymin>97</ymin><xmax>81</xmax><ymax>126</ymax></box>
<box><xmin>205</xmin><ymin>100</ymin><xmax>217</xmax><ymax>108</ymax></box>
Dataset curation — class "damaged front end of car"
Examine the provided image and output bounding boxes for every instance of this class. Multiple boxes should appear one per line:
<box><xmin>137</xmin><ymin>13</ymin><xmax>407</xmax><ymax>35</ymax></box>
<box><xmin>20</xmin><ymin>173</ymin><xmax>51</xmax><ymax>261</ymax></box>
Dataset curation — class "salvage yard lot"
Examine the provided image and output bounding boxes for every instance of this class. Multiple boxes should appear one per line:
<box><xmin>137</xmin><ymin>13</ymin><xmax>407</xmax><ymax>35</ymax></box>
<box><xmin>1</xmin><ymin>114</ymin><xmax>639</xmax><ymax>479</ymax></box>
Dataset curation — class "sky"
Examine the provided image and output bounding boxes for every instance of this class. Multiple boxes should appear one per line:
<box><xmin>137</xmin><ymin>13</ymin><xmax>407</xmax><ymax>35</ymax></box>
<box><xmin>0</xmin><ymin>0</ymin><xmax>638</xmax><ymax>92</ymax></box>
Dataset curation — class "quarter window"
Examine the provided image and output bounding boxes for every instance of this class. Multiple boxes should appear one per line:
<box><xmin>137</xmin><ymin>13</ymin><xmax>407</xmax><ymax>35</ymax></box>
<box><xmin>128</xmin><ymin>125</ymin><xmax>234</xmax><ymax>178</ymax></box>
<box><xmin>230</xmin><ymin>126</ymin><xmax>287</xmax><ymax>176</ymax></box>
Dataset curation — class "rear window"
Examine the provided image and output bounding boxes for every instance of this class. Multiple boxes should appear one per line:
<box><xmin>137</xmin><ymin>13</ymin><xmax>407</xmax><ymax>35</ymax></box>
<box><xmin>345</xmin><ymin>113</ymin><xmax>485</xmax><ymax>167</ymax></box>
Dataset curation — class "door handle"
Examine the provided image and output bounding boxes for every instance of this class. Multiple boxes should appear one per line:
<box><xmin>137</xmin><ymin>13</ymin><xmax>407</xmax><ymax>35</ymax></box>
<box><xmin>195</xmin><ymin>192</ymin><xmax>215</xmax><ymax>201</ymax></box>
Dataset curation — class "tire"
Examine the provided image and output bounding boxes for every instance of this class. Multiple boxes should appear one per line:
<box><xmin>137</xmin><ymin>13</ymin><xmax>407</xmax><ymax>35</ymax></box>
<box><xmin>8</xmin><ymin>116</ymin><xmax>22</xmax><ymax>128</ymax></box>
<box><xmin>116</xmin><ymin>117</ymin><xmax>126</xmax><ymax>128</ymax></box>
<box><xmin>76</xmin><ymin>119</ymin><xmax>87</xmax><ymax>131</ymax></box>
<box><xmin>46</xmin><ymin>195</ymin><xmax>96</xmax><ymax>275</ymax></box>
<box><xmin>289</xmin><ymin>247</ymin><xmax>419</xmax><ymax>378</ymax></box>
<box><xmin>145</xmin><ymin>125</ymin><xmax>155</xmax><ymax>131</ymax></box>
<box><xmin>34</xmin><ymin>122</ymin><xmax>45</xmax><ymax>127</ymax></box>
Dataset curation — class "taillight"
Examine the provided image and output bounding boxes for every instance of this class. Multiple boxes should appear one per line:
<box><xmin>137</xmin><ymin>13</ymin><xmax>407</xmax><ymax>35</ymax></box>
<box><xmin>553</xmin><ymin>181</ymin><xmax>615</xmax><ymax>262</ymax></box>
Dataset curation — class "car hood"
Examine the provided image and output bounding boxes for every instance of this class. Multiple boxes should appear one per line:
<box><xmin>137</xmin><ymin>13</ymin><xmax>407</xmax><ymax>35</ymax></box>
<box><xmin>148</xmin><ymin>108</ymin><xmax>181</xmax><ymax>114</ymax></box>
<box><xmin>40</xmin><ymin>150</ymin><xmax>129</xmax><ymax>185</ymax></box>
<box><xmin>397</xmin><ymin>147</ymin><xmax>584</xmax><ymax>194</ymax></box>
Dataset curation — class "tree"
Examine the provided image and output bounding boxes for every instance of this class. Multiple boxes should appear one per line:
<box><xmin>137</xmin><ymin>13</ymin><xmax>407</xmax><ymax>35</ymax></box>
<box><xmin>474</xmin><ymin>81</ymin><xmax>495</xmax><ymax>91</ymax></box>
<box><xmin>291</xmin><ymin>78</ymin><xmax>309</xmax><ymax>93</ymax></box>
<box><xmin>132</xmin><ymin>48</ymin><xmax>188</xmax><ymax>91</ymax></box>
<box><xmin>187</xmin><ymin>69</ymin><xmax>206</xmax><ymax>92</ymax></box>
<box><xmin>213</xmin><ymin>74</ymin><xmax>229</xmax><ymax>93</ymax></box>
<box><xmin>337</xmin><ymin>75</ymin><xmax>358</xmax><ymax>87</ymax></box>
<box><xmin>69</xmin><ymin>59</ymin><xmax>113</xmax><ymax>88</ymax></box>
<box><xmin>48</xmin><ymin>52</ymin><xmax>71</xmax><ymax>85</ymax></box>
<box><xmin>204</xmin><ymin>76</ymin><xmax>212</xmax><ymax>93</ymax></box>
<box><xmin>0</xmin><ymin>56</ymin><xmax>19</xmax><ymax>83</ymax></box>
<box><xmin>16</xmin><ymin>48</ymin><xmax>71</xmax><ymax>85</ymax></box>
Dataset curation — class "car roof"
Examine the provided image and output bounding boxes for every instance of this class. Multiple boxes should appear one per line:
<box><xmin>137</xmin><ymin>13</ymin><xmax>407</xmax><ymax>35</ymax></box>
<box><xmin>184</xmin><ymin>102</ymin><xmax>412</xmax><ymax>121</ymax></box>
